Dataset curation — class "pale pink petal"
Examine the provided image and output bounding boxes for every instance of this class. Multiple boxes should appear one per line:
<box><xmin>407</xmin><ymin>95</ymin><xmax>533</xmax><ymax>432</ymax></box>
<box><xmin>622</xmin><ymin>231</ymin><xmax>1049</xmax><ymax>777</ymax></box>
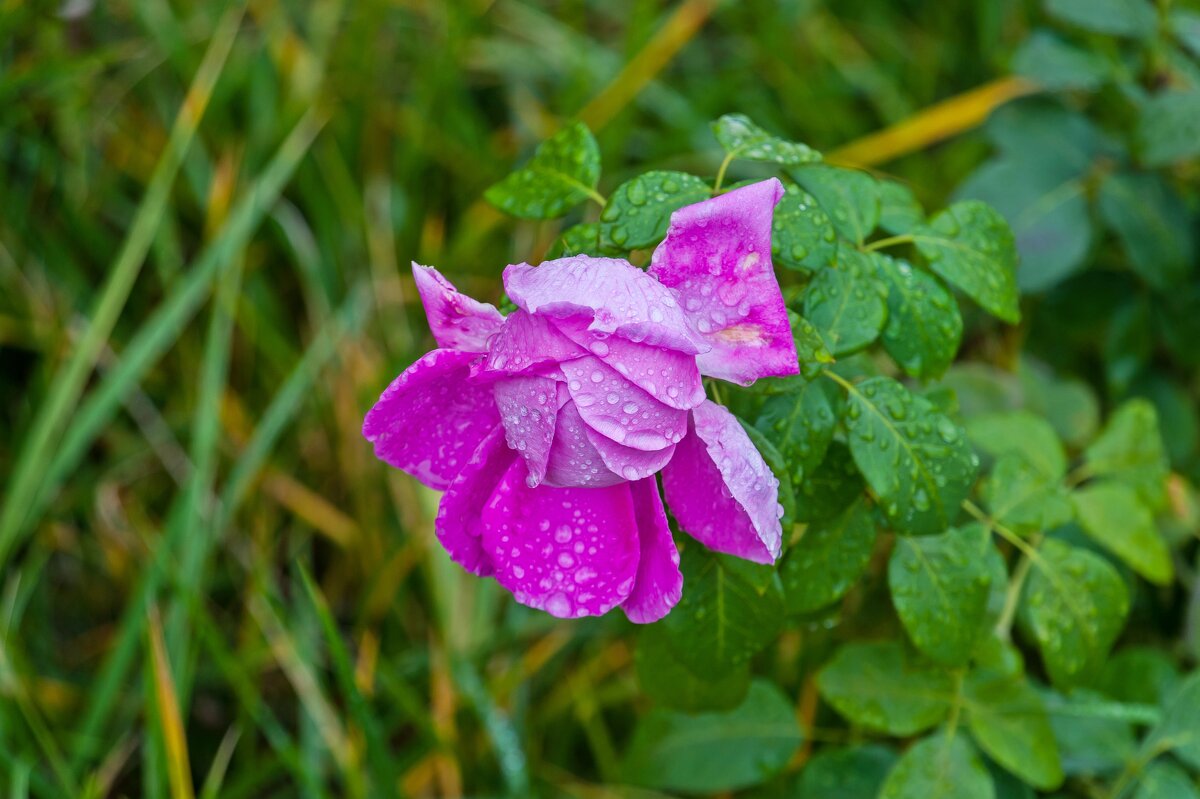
<box><xmin>621</xmin><ymin>478</ymin><xmax>683</xmax><ymax>624</ymax></box>
<box><xmin>479</xmin><ymin>310</ymin><xmax>584</xmax><ymax>376</ymax></box>
<box><xmin>560</xmin><ymin>355</ymin><xmax>687</xmax><ymax>451</ymax></box>
<box><xmin>649</xmin><ymin>179</ymin><xmax>799</xmax><ymax>386</ymax></box>
<box><xmin>493</xmin><ymin>375</ymin><xmax>559</xmax><ymax>487</ymax></box>
<box><xmin>482</xmin><ymin>459</ymin><xmax>641</xmax><ymax>618</ymax></box>
<box><xmin>412</xmin><ymin>262</ymin><xmax>504</xmax><ymax>353</ymax></box>
<box><xmin>544</xmin><ymin>391</ymin><xmax>625</xmax><ymax>488</ymax></box>
<box><xmin>362</xmin><ymin>349</ymin><xmax>499</xmax><ymax>490</ymax></box>
<box><xmin>661</xmin><ymin>400</ymin><xmax>783</xmax><ymax>564</ymax></box>
<box><xmin>503</xmin><ymin>256</ymin><xmax>707</xmax><ymax>355</ymax></box>
<box><xmin>434</xmin><ymin>425</ymin><xmax>513</xmax><ymax>576</ymax></box>
<box><xmin>551</xmin><ymin>315</ymin><xmax>705</xmax><ymax>411</ymax></box>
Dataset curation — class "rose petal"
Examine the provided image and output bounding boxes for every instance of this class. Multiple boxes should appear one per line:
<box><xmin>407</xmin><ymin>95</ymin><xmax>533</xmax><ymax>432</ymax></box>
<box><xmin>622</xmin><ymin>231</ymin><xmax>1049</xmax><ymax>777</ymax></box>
<box><xmin>504</xmin><ymin>256</ymin><xmax>707</xmax><ymax>355</ymax></box>
<box><xmin>621</xmin><ymin>478</ymin><xmax>683</xmax><ymax>623</ymax></box>
<box><xmin>560</xmin><ymin>355</ymin><xmax>687</xmax><ymax>451</ymax></box>
<box><xmin>480</xmin><ymin>309</ymin><xmax>584</xmax><ymax>377</ymax></box>
<box><xmin>482</xmin><ymin>459</ymin><xmax>641</xmax><ymax>618</ymax></box>
<box><xmin>649</xmin><ymin>179</ymin><xmax>799</xmax><ymax>385</ymax></box>
<box><xmin>493</xmin><ymin>374</ymin><xmax>559</xmax><ymax>487</ymax></box>
<box><xmin>583</xmin><ymin>426</ymin><xmax>676</xmax><ymax>482</ymax></box>
<box><xmin>435</xmin><ymin>425</ymin><xmax>513</xmax><ymax>576</ymax></box>
<box><xmin>661</xmin><ymin>400</ymin><xmax>783</xmax><ymax>564</ymax></box>
<box><xmin>412</xmin><ymin>262</ymin><xmax>505</xmax><ymax>353</ymax></box>
<box><xmin>552</xmin><ymin>315</ymin><xmax>705</xmax><ymax>411</ymax></box>
<box><xmin>363</xmin><ymin>349</ymin><xmax>499</xmax><ymax>490</ymax></box>
<box><xmin>544</xmin><ymin>391</ymin><xmax>625</xmax><ymax>488</ymax></box>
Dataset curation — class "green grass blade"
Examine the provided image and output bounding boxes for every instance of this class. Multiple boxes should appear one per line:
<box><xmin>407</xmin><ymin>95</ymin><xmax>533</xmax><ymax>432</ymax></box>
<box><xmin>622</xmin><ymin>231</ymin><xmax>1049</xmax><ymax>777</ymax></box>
<box><xmin>0</xmin><ymin>3</ymin><xmax>244</xmax><ymax>569</ymax></box>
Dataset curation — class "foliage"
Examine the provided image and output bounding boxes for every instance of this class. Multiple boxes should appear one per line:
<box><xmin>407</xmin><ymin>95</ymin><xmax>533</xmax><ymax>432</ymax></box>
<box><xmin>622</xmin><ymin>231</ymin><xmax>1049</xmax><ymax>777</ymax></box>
<box><xmin>1</xmin><ymin>1</ymin><xmax>1198</xmax><ymax>798</ymax></box>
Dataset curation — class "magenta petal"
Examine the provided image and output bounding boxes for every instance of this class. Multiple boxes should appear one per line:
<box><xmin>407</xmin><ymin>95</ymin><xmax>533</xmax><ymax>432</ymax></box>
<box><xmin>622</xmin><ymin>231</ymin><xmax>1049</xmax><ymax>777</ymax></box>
<box><xmin>412</xmin><ymin>263</ymin><xmax>505</xmax><ymax>353</ymax></box>
<box><xmin>362</xmin><ymin>349</ymin><xmax>499</xmax><ymax>490</ymax></box>
<box><xmin>544</xmin><ymin>394</ymin><xmax>625</xmax><ymax>488</ymax></box>
<box><xmin>583</xmin><ymin>426</ymin><xmax>676</xmax><ymax>482</ymax></box>
<box><xmin>482</xmin><ymin>459</ymin><xmax>641</xmax><ymax>618</ymax></box>
<box><xmin>493</xmin><ymin>375</ymin><xmax>559</xmax><ymax>487</ymax></box>
<box><xmin>662</xmin><ymin>400</ymin><xmax>783</xmax><ymax>564</ymax></box>
<box><xmin>481</xmin><ymin>310</ymin><xmax>584</xmax><ymax>376</ymax></box>
<box><xmin>503</xmin><ymin>256</ymin><xmax>707</xmax><ymax>355</ymax></box>
<box><xmin>621</xmin><ymin>478</ymin><xmax>683</xmax><ymax>624</ymax></box>
<box><xmin>552</xmin><ymin>315</ymin><xmax>705</xmax><ymax>411</ymax></box>
<box><xmin>435</xmin><ymin>425</ymin><xmax>513</xmax><ymax>577</ymax></box>
<box><xmin>560</xmin><ymin>355</ymin><xmax>687</xmax><ymax>451</ymax></box>
<box><xmin>649</xmin><ymin>179</ymin><xmax>799</xmax><ymax>385</ymax></box>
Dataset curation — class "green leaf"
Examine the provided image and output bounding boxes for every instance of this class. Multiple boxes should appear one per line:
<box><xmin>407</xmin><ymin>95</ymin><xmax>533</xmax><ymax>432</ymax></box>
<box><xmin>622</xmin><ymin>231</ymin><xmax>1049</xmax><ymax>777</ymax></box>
<box><xmin>795</xmin><ymin>442</ymin><xmax>866</xmax><ymax>523</ymax></box>
<box><xmin>841</xmin><ymin>376</ymin><xmax>978</xmax><ymax>536</ymax></box>
<box><xmin>1172</xmin><ymin>9</ymin><xmax>1200</xmax><ymax>58</ymax></box>
<box><xmin>1044</xmin><ymin>0</ymin><xmax>1156</xmax><ymax>37</ymax></box>
<box><xmin>1142</xmin><ymin>671</ymin><xmax>1200</xmax><ymax>770</ymax></box>
<box><xmin>662</xmin><ymin>547</ymin><xmax>784</xmax><ymax>676</ymax></box>
<box><xmin>964</xmin><ymin>671</ymin><xmax>1064</xmax><ymax>790</ymax></box>
<box><xmin>773</xmin><ymin>182</ymin><xmax>839</xmax><ymax>272</ymax></box>
<box><xmin>1100</xmin><ymin>647</ymin><xmax>1181</xmax><ymax>707</ymax></box>
<box><xmin>1012</xmin><ymin>30</ymin><xmax>1111</xmax><ymax>90</ymax></box>
<box><xmin>803</xmin><ymin>254</ymin><xmax>888</xmax><ymax>357</ymax></box>
<box><xmin>1084</xmin><ymin>399</ymin><xmax>1169</xmax><ymax>508</ymax></box>
<box><xmin>792</xmin><ymin>312</ymin><xmax>836</xmax><ymax>379</ymax></box>
<box><xmin>879</xmin><ymin>180</ymin><xmax>925</xmax><ymax>235</ymax></box>
<box><xmin>1043</xmin><ymin>689</ymin><xmax>1138</xmax><ymax>777</ymax></box>
<box><xmin>1135</xmin><ymin>761</ymin><xmax>1200</xmax><ymax>799</ymax></box>
<box><xmin>1137</xmin><ymin>90</ymin><xmax>1200</xmax><ymax>167</ymax></box>
<box><xmin>1073</xmin><ymin>482</ymin><xmax>1173</xmax><ymax>585</ymax></box>
<box><xmin>791</xmin><ymin>164</ymin><xmax>881</xmax><ymax>245</ymax></box>
<box><xmin>1018</xmin><ymin>540</ymin><xmax>1130</xmax><ymax>686</ymax></box>
<box><xmin>913</xmin><ymin>201</ymin><xmax>1020</xmax><ymax>323</ymax></box>
<box><xmin>622</xmin><ymin>679</ymin><xmax>803</xmax><ymax>793</ymax></box>
<box><xmin>756</xmin><ymin>379</ymin><xmax>840</xmax><ymax>488</ymax></box>
<box><xmin>795</xmin><ymin>745</ymin><xmax>897</xmax><ymax>799</ymax></box>
<box><xmin>484</xmin><ymin>121</ymin><xmax>601</xmax><ymax>219</ymax></box>
<box><xmin>982</xmin><ymin>454</ymin><xmax>1074</xmax><ymax>536</ymax></box>
<box><xmin>713</xmin><ymin>113</ymin><xmax>821</xmax><ymax>166</ymax></box>
<box><xmin>888</xmin><ymin>525</ymin><xmax>993</xmax><ymax>665</ymax></box>
<box><xmin>879</xmin><ymin>732</ymin><xmax>995</xmax><ymax>799</ymax></box>
<box><xmin>743</xmin><ymin>421</ymin><xmax>798</xmax><ymax>533</ymax></box>
<box><xmin>817</xmin><ymin>641</ymin><xmax>954</xmax><ymax>735</ymax></box>
<box><xmin>545</xmin><ymin>222</ymin><xmax>624</xmax><ymax>259</ymax></box>
<box><xmin>1097</xmin><ymin>172</ymin><xmax>1195</xmax><ymax>290</ymax></box>
<box><xmin>781</xmin><ymin>498</ymin><xmax>877</xmax><ymax>614</ymax></box>
<box><xmin>598</xmin><ymin>171</ymin><xmax>710</xmax><ymax>250</ymax></box>
<box><xmin>874</xmin><ymin>254</ymin><xmax>962</xmax><ymax>379</ymax></box>
<box><xmin>634</xmin><ymin>628</ymin><xmax>750</xmax><ymax>713</ymax></box>
<box><xmin>967</xmin><ymin>410</ymin><xmax>1068</xmax><ymax>479</ymax></box>
<box><xmin>956</xmin><ymin>156</ymin><xmax>1091</xmax><ymax>292</ymax></box>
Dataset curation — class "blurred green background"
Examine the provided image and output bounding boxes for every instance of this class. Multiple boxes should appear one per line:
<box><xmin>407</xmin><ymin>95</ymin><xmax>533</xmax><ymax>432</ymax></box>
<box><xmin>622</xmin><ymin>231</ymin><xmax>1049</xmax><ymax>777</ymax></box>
<box><xmin>1</xmin><ymin>0</ymin><xmax>1168</xmax><ymax>796</ymax></box>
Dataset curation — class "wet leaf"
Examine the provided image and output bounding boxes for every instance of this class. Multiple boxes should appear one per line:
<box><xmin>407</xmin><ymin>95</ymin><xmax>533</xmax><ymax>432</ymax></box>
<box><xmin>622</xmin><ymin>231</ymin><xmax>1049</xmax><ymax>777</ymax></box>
<box><xmin>841</xmin><ymin>376</ymin><xmax>978</xmax><ymax>536</ymax></box>
<box><xmin>913</xmin><ymin>201</ymin><xmax>1020</xmax><ymax>323</ymax></box>
<box><xmin>888</xmin><ymin>525</ymin><xmax>992</xmax><ymax>665</ymax></box>
<box><xmin>879</xmin><ymin>732</ymin><xmax>995</xmax><ymax>799</ymax></box>
<box><xmin>874</xmin><ymin>254</ymin><xmax>962</xmax><ymax>379</ymax></box>
<box><xmin>817</xmin><ymin>640</ymin><xmax>955</xmax><ymax>735</ymax></box>
<box><xmin>1073</xmin><ymin>482</ymin><xmax>1173</xmax><ymax>585</ymax></box>
<box><xmin>623</xmin><ymin>679</ymin><xmax>803</xmax><ymax>792</ymax></box>
<box><xmin>485</xmin><ymin>121</ymin><xmax>601</xmax><ymax>219</ymax></box>
<box><xmin>713</xmin><ymin>113</ymin><xmax>822</xmax><ymax>166</ymax></box>
<box><xmin>599</xmin><ymin>171</ymin><xmax>711</xmax><ymax>250</ymax></box>
<box><xmin>781</xmin><ymin>498</ymin><xmax>877</xmax><ymax>614</ymax></box>
<box><xmin>1018</xmin><ymin>540</ymin><xmax>1130</xmax><ymax>687</ymax></box>
<box><xmin>965</xmin><ymin>670</ymin><xmax>1063</xmax><ymax>790</ymax></box>
<box><xmin>791</xmin><ymin>164</ymin><xmax>882</xmax><ymax>245</ymax></box>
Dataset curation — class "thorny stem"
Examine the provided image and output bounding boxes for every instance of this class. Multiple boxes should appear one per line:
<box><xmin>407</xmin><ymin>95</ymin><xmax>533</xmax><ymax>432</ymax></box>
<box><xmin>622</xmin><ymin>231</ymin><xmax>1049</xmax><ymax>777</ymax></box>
<box><xmin>862</xmin><ymin>233</ymin><xmax>915</xmax><ymax>253</ymax></box>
